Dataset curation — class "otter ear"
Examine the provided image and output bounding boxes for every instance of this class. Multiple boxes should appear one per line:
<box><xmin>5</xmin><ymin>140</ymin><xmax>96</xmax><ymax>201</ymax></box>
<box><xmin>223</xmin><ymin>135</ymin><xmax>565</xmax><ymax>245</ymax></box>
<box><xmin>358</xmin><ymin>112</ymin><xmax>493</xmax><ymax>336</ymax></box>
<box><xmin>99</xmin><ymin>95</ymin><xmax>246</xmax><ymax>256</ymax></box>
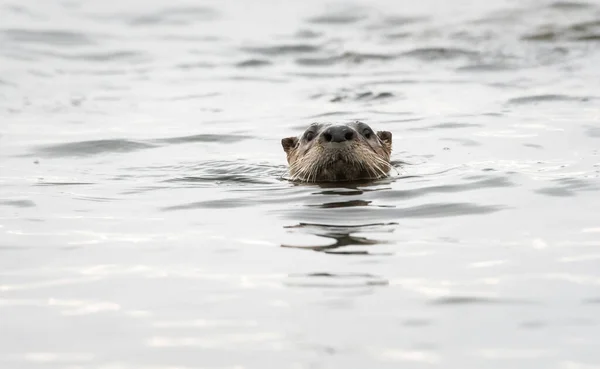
<box><xmin>281</xmin><ymin>137</ymin><xmax>298</xmax><ymax>154</ymax></box>
<box><xmin>377</xmin><ymin>131</ymin><xmax>392</xmax><ymax>151</ymax></box>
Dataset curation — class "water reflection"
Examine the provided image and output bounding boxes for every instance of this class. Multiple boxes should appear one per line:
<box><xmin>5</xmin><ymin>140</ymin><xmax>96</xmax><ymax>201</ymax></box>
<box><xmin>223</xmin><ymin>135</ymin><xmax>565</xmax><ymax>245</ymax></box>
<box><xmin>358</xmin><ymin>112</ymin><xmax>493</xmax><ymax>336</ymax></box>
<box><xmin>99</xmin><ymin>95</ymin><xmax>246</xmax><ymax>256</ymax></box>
<box><xmin>282</xmin><ymin>222</ymin><xmax>397</xmax><ymax>254</ymax></box>
<box><xmin>307</xmin><ymin>199</ymin><xmax>373</xmax><ymax>208</ymax></box>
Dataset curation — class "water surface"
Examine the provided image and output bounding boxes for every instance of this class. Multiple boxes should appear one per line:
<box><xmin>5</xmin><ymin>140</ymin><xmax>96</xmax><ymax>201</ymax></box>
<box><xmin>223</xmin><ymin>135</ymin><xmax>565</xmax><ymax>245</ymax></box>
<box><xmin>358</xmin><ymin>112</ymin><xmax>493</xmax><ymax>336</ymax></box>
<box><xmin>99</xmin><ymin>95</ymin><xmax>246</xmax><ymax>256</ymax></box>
<box><xmin>1</xmin><ymin>0</ymin><xmax>600</xmax><ymax>368</ymax></box>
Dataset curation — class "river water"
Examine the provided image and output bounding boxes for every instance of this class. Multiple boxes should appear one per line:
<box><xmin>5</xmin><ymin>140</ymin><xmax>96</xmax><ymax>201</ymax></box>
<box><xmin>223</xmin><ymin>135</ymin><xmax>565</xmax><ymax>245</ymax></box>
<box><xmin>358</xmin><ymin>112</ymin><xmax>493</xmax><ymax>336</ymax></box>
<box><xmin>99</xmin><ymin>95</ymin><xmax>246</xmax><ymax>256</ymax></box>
<box><xmin>1</xmin><ymin>0</ymin><xmax>600</xmax><ymax>368</ymax></box>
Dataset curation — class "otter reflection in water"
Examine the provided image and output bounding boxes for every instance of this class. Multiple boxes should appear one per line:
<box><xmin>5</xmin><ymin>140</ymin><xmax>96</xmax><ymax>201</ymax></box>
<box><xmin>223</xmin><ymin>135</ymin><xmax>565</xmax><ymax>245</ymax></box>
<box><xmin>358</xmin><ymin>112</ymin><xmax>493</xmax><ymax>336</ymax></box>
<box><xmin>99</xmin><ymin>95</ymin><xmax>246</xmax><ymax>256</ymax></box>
<box><xmin>281</xmin><ymin>121</ymin><xmax>393</xmax><ymax>182</ymax></box>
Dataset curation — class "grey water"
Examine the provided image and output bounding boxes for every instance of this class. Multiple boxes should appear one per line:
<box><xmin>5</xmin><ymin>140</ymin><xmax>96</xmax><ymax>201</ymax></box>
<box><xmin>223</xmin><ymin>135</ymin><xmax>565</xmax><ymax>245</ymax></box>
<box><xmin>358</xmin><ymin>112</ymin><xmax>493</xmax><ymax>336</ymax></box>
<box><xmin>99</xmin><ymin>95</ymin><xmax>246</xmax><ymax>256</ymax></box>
<box><xmin>1</xmin><ymin>0</ymin><xmax>600</xmax><ymax>368</ymax></box>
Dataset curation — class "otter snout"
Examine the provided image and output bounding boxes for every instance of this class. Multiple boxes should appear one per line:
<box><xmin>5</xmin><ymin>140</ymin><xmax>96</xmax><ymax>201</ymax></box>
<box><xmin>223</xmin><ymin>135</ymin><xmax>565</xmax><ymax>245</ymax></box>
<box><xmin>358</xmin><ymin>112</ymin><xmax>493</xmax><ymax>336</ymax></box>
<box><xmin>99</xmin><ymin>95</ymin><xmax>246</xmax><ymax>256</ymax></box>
<box><xmin>321</xmin><ymin>125</ymin><xmax>355</xmax><ymax>143</ymax></box>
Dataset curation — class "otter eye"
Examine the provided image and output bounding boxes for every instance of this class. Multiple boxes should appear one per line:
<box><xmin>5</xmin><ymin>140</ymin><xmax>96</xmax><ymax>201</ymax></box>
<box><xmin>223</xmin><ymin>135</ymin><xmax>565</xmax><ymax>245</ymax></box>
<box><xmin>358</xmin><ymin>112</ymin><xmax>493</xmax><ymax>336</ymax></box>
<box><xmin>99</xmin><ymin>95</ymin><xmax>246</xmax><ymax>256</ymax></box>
<box><xmin>362</xmin><ymin>128</ymin><xmax>373</xmax><ymax>139</ymax></box>
<box><xmin>305</xmin><ymin>131</ymin><xmax>315</xmax><ymax>141</ymax></box>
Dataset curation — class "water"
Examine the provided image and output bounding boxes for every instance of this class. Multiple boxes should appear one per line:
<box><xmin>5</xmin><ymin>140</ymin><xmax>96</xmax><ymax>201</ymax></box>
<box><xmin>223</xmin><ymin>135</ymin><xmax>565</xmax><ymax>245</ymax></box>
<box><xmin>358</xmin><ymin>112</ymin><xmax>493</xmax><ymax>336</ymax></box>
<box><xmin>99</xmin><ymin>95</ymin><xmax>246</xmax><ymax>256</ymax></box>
<box><xmin>1</xmin><ymin>0</ymin><xmax>600</xmax><ymax>367</ymax></box>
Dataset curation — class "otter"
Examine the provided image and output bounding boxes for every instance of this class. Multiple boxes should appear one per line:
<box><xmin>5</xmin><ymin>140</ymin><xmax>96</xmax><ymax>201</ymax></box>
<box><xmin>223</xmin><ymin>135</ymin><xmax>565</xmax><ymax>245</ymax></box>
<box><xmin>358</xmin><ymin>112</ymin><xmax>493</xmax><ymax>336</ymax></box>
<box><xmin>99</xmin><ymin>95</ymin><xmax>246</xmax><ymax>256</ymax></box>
<box><xmin>281</xmin><ymin>121</ymin><xmax>393</xmax><ymax>182</ymax></box>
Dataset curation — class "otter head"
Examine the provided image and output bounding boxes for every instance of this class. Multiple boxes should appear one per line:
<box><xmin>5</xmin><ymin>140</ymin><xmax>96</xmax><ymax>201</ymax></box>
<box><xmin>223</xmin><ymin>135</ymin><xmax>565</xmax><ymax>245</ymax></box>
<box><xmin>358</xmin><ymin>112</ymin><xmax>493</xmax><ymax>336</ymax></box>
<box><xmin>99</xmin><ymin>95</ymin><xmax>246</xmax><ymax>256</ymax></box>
<box><xmin>281</xmin><ymin>121</ymin><xmax>393</xmax><ymax>182</ymax></box>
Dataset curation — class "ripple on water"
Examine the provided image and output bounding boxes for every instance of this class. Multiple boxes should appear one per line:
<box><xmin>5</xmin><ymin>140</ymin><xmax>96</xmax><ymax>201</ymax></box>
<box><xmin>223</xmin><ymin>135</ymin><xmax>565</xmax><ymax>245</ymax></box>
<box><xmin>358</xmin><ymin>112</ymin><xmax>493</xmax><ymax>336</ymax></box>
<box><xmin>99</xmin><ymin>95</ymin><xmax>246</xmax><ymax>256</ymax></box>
<box><xmin>523</xmin><ymin>19</ymin><xmax>600</xmax><ymax>41</ymax></box>
<box><xmin>235</xmin><ymin>59</ymin><xmax>272</xmax><ymax>68</ymax></box>
<box><xmin>144</xmin><ymin>160</ymin><xmax>287</xmax><ymax>196</ymax></box>
<box><xmin>153</xmin><ymin>133</ymin><xmax>251</xmax><ymax>145</ymax></box>
<box><xmin>281</xmin><ymin>222</ymin><xmax>397</xmax><ymax>254</ymax></box>
<box><xmin>1</xmin><ymin>28</ymin><xmax>96</xmax><ymax>46</ymax></box>
<box><xmin>324</xmin><ymin>91</ymin><xmax>395</xmax><ymax>103</ymax></box>
<box><xmin>376</xmin><ymin>15</ymin><xmax>428</xmax><ymax>28</ymax></box>
<box><xmin>386</xmin><ymin>202</ymin><xmax>506</xmax><ymax>218</ymax></box>
<box><xmin>308</xmin><ymin>199</ymin><xmax>373</xmax><ymax>208</ymax></box>
<box><xmin>368</xmin><ymin>175</ymin><xmax>515</xmax><ymax>200</ymax></box>
<box><xmin>282</xmin><ymin>198</ymin><xmax>506</xmax><ymax>230</ymax></box>
<box><xmin>242</xmin><ymin>44</ymin><xmax>321</xmax><ymax>56</ymax></box>
<box><xmin>296</xmin><ymin>51</ymin><xmax>396</xmax><ymax>66</ymax></box>
<box><xmin>301</xmin><ymin>111</ymin><xmax>356</xmax><ymax>120</ymax></box>
<box><xmin>507</xmin><ymin>94</ymin><xmax>593</xmax><ymax>105</ymax></box>
<box><xmin>27</xmin><ymin>133</ymin><xmax>252</xmax><ymax>158</ymax></box>
<box><xmin>408</xmin><ymin>122</ymin><xmax>483</xmax><ymax>131</ymax></box>
<box><xmin>307</xmin><ymin>11</ymin><xmax>367</xmax><ymax>25</ymax></box>
<box><xmin>399</xmin><ymin>47</ymin><xmax>480</xmax><ymax>61</ymax></box>
<box><xmin>35</xmin><ymin>182</ymin><xmax>95</xmax><ymax>187</ymax></box>
<box><xmin>176</xmin><ymin>61</ymin><xmax>216</xmax><ymax>70</ymax></box>
<box><xmin>293</xmin><ymin>29</ymin><xmax>323</xmax><ymax>39</ymax></box>
<box><xmin>127</xmin><ymin>6</ymin><xmax>219</xmax><ymax>26</ymax></box>
<box><xmin>430</xmin><ymin>296</ymin><xmax>536</xmax><ymax>305</ymax></box>
<box><xmin>36</xmin><ymin>49</ymin><xmax>149</xmax><ymax>63</ymax></box>
<box><xmin>535</xmin><ymin>177</ymin><xmax>599</xmax><ymax>197</ymax></box>
<box><xmin>285</xmin><ymin>273</ymin><xmax>389</xmax><ymax>288</ymax></box>
<box><xmin>549</xmin><ymin>1</ymin><xmax>595</xmax><ymax>10</ymax></box>
<box><xmin>29</xmin><ymin>139</ymin><xmax>157</xmax><ymax>158</ymax></box>
<box><xmin>457</xmin><ymin>62</ymin><xmax>516</xmax><ymax>72</ymax></box>
<box><xmin>162</xmin><ymin>198</ymin><xmax>257</xmax><ymax>211</ymax></box>
<box><xmin>0</xmin><ymin>199</ymin><xmax>36</xmax><ymax>208</ymax></box>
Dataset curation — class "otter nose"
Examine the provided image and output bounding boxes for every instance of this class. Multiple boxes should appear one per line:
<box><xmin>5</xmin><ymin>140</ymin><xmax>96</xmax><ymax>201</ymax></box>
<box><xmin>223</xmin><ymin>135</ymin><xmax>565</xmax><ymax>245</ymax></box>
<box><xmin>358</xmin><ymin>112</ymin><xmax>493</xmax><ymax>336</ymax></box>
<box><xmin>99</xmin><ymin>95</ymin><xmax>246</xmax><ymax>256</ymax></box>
<box><xmin>322</xmin><ymin>126</ymin><xmax>355</xmax><ymax>143</ymax></box>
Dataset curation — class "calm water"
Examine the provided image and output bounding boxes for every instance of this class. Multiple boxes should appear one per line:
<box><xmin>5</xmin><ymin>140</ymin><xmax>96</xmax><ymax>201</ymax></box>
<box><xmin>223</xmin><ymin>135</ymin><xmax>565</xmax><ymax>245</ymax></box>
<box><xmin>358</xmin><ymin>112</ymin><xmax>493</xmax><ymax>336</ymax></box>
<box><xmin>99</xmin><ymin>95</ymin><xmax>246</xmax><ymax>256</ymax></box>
<box><xmin>1</xmin><ymin>0</ymin><xmax>600</xmax><ymax>368</ymax></box>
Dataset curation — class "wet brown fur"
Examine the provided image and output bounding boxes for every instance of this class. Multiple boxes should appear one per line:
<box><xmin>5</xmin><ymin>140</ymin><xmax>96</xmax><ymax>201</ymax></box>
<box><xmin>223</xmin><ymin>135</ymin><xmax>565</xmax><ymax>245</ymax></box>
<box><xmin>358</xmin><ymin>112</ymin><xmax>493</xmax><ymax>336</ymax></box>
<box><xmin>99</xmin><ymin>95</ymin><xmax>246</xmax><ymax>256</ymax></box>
<box><xmin>281</xmin><ymin>121</ymin><xmax>393</xmax><ymax>182</ymax></box>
